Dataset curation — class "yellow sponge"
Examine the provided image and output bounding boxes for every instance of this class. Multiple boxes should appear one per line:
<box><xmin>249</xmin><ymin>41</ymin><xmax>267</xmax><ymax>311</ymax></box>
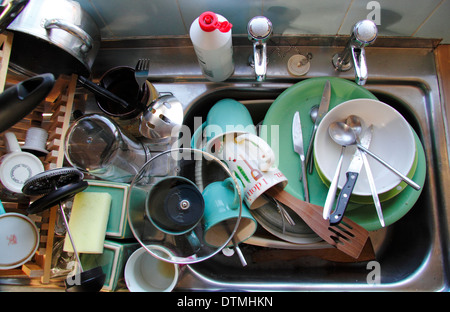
<box><xmin>63</xmin><ymin>192</ymin><xmax>112</xmax><ymax>254</ymax></box>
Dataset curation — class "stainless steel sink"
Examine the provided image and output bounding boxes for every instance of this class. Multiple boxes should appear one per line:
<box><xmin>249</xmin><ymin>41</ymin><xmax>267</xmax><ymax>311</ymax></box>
<box><xmin>92</xmin><ymin>38</ymin><xmax>450</xmax><ymax>291</ymax></box>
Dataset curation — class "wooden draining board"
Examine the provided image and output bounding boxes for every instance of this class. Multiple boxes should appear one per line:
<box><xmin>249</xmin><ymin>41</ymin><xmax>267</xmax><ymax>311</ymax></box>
<box><xmin>0</xmin><ymin>32</ymin><xmax>77</xmax><ymax>284</ymax></box>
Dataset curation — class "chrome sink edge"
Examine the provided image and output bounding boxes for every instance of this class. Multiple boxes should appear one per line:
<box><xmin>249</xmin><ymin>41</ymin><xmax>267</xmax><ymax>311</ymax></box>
<box><xmin>180</xmin><ymin>244</ymin><xmax>445</xmax><ymax>291</ymax></box>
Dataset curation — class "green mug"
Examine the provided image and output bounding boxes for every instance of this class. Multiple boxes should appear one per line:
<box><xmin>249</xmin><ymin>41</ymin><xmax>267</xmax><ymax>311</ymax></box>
<box><xmin>202</xmin><ymin>177</ymin><xmax>257</xmax><ymax>247</ymax></box>
<box><xmin>205</xmin><ymin>99</ymin><xmax>256</xmax><ymax>143</ymax></box>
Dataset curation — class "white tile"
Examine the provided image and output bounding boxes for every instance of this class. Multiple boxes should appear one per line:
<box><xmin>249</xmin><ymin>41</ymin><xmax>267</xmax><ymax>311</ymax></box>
<box><xmin>263</xmin><ymin>0</ymin><xmax>352</xmax><ymax>35</ymax></box>
<box><xmin>83</xmin><ymin>0</ymin><xmax>186</xmax><ymax>38</ymax></box>
<box><xmin>414</xmin><ymin>0</ymin><xmax>450</xmax><ymax>44</ymax></box>
<box><xmin>76</xmin><ymin>0</ymin><xmax>450</xmax><ymax>41</ymax></box>
<box><xmin>340</xmin><ymin>0</ymin><xmax>443</xmax><ymax>36</ymax></box>
<box><xmin>76</xmin><ymin>0</ymin><xmax>110</xmax><ymax>37</ymax></box>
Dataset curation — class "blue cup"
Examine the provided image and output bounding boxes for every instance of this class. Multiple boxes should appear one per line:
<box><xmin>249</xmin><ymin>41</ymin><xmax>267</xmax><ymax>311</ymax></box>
<box><xmin>204</xmin><ymin>99</ymin><xmax>256</xmax><ymax>143</ymax></box>
<box><xmin>202</xmin><ymin>177</ymin><xmax>257</xmax><ymax>247</ymax></box>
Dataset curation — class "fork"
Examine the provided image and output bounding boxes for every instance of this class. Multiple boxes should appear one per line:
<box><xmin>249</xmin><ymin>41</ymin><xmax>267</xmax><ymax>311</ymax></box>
<box><xmin>134</xmin><ymin>58</ymin><xmax>151</xmax><ymax>90</ymax></box>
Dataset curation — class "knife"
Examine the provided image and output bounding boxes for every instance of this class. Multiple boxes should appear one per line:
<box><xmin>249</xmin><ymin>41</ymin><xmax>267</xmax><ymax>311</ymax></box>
<box><xmin>306</xmin><ymin>80</ymin><xmax>331</xmax><ymax>173</ymax></box>
<box><xmin>292</xmin><ymin>111</ymin><xmax>309</xmax><ymax>202</ymax></box>
<box><xmin>329</xmin><ymin>126</ymin><xmax>373</xmax><ymax>225</ymax></box>
<box><xmin>360</xmin><ymin>127</ymin><xmax>385</xmax><ymax>227</ymax></box>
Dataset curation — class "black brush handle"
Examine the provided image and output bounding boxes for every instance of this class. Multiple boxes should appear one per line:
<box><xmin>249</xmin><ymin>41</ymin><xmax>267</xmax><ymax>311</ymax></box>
<box><xmin>78</xmin><ymin>76</ymin><xmax>129</xmax><ymax>109</ymax></box>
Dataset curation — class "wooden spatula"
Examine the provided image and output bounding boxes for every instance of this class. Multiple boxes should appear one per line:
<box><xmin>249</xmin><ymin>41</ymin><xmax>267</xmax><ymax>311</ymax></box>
<box><xmin>266</xmin><ymin>186</ymin><xmax>370</xmax><ymax>259</ymax></box>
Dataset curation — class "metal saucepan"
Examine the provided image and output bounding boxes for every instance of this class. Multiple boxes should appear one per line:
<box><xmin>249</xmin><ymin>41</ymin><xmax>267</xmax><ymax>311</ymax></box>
<box><xmin>5</xmin><ymin>0</ymin><xmax>100</xmax><ymax>77</ymax></box>
<box><xmin>0</xmin><ymin>0</ymin><xmax>29</xmax><ymax>34</ymax></box>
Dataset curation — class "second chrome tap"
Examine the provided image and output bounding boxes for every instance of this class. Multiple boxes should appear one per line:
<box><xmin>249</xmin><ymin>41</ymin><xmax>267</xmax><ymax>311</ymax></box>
<box><xmin>332</xmin><ymin>19</ymin><xmax>378</xmax><ymax>85</ymax></box>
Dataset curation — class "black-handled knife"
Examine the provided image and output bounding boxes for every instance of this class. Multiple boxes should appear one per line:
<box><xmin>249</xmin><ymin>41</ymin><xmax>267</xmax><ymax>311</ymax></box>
<box><xmin>330</xmin><ymin>127</ymin><xmax>373</xmax><ymax>225</ymax></box>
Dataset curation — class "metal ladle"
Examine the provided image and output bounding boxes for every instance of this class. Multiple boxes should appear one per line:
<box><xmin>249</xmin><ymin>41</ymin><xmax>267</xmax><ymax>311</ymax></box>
<box><xmin>328</xmin><ymin>121</ymin><xmax>421</xmax><ymax>190</ymax></box>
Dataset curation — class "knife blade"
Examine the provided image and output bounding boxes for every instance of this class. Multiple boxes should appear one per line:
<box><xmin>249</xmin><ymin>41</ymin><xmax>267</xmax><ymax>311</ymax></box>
<box><xmin>330</xmin><ymin>126</ymin><xmax>373</xmax><ymax>225</ymax></box>
<box><xmin>306</xmin><ymin>80</ymin><xmax>331</xmax><ymax>173</ymax></box>
<box><xmin>292</xmin><ymin>111</ymin><xmax>309</xmax><ymax>202</ymax></box>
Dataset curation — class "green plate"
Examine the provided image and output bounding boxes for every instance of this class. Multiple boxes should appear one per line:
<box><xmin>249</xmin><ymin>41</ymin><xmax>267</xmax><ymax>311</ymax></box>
<box><xmin>262</xmin><ymin>77</ymin><xmax>426</xmax><ymax>231</ymax></box>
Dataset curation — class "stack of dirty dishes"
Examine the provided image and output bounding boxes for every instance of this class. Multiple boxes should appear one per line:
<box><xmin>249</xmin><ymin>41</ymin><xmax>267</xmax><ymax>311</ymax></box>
<box><xmin>313</xmin><ymin>98</ymin><xmax>425</xmax><ymax>230</ymax></box>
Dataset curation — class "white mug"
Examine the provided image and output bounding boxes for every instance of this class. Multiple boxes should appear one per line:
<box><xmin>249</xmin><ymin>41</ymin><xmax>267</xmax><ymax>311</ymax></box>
<box><xmin>0</xmin><ymin>132</ymin><xmax>44</xmax><ymax>196</ymax></box>
<box><xmin>124</xmin><ymin>246</ymin><xmax>180</xmax><ymax>292</ymax></box>
<box><xmin>205</xmin><ymin>132</ymin><xmax>287</xmax><ymax>209</ymax></box>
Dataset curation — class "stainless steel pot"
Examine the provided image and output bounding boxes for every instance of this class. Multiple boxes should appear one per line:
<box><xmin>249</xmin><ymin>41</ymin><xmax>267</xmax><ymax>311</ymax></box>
<box><xmin>6</xmin><ymin>0</ymin><xmax>100</xmax><ymax>77</ymax></box>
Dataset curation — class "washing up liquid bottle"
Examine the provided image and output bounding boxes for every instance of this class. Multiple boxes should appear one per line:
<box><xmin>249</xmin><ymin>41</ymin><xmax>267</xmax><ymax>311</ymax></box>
<box><xmin>189</xmin><ymin>11</ymin><xmax>234</xmax><ymax>82</ymax></box>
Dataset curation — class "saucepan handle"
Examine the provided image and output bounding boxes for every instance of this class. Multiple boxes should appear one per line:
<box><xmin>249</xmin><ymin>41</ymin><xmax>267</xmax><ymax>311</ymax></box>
<box><xmin>42</xmin><ymin>18</ymin><xmax>93</xmax><ymax>53</ymax></box>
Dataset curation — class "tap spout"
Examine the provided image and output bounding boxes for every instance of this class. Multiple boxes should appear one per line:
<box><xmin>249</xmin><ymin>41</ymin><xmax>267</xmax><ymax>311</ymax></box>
<box><xmin>253</xmin><ymin>41</ymin><xmax>267</xmax><ymax>82</ymax></box>
<box><xmin>351</xmin><ymin>46</ymin><xmax>368</xmax><ymax>85</ymax></box>
<box><xmin>248</xmin><ymin>16</ymin><xmax>272</xmax><ymax>82</ymax></box>
<box><xmin>332</xmin><ymin>20</ymin><xmax>377</xmax><ymax>85</ymax></box>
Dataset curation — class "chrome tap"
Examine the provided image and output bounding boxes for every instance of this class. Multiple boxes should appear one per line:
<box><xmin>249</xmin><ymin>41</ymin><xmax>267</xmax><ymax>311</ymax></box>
<box><xmin>332</xmin><ymin>20</ymin><xmax>377</xmax><ymax>85</ymax></box>
<box><xmin>247</xmin><ymin>16</ymin><xmax>272</xmax><ymax>82</ymax></box>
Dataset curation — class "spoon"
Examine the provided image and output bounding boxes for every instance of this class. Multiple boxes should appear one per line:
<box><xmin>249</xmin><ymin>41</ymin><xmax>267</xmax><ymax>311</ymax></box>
<box><xmin>328</xmin><ymin>121</ymin><xmax>421</xmax><ymax>191</ymax></box>
<box><xmin>307</xmin><ymin>105</ymin><xmax>319</xmax><ymax>173</ymax></box>
<box><xmin>309</xmin><ymin>105</ymin><xmax>319</xmax><ymax>123</ymax></box>
<box><xmin>345</xmin><ymin>115</ymin><xmax>363</xmax><ymax>137</ymax></box>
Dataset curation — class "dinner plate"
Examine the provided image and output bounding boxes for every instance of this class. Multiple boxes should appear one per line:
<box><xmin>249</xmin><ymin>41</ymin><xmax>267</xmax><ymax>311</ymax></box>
<box><xmin>262</xmin><ymin>77</ymin><xmax>426</xmax><ymax>231</ymax></box>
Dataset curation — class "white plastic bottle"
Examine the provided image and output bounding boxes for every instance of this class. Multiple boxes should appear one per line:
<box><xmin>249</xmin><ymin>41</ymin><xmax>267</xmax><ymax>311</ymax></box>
<box><xmin>189</xmin><ymin>11</ymin><xmax>234</xmax><ymax>82</ymax></box>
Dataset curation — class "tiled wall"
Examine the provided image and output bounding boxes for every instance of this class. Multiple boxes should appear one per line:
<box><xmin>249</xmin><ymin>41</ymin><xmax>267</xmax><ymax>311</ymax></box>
<box><xmin>77</xmin><ymin>0</ymin><xmax>450</xmax><ymax>44</ymax></box>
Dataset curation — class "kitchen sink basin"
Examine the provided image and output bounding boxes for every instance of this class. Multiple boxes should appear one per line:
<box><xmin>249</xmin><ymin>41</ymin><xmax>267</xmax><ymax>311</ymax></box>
<box><xmin>172</xmin><ymin>80</ymin><xmax>447</xmax><ymax>291</ymax></box>
<box><xmin>69</xmin><ymin>40</ymin><xmax>449</xmax><ymax>291</ymax></box>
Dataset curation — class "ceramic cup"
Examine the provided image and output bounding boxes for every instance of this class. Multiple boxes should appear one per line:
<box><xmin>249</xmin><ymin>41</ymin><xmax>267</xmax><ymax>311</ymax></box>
<box><xmin>202</xmin><ymin>177</ymin><xmax>257</xmax><ymax>247</ymax></box>
<box><xmin>146</xmin><ymin>176</ymin><xmax>204</xmax><ymax>235</ymax></box>
<box><xmin>0</xmin><ymin>200</ymin><xmax>40</xmax><ymax>270</ymax></box>
<box><xmin>205</xmin><ymin>132</ymin><xmax>287</xmax><ymax>209</ymax></box>
<box><xmin>0</xmin><ymin>132</ymin><xmax>44</xmax><ymax>198</ymax></box>
<box><xmin>124</xmin><ymin>245</ymin><xmax>180</xmax><ymax>292</ymax></box>
<box><xmin>204</xmin><ymin>98</ymin><xmax>256</xmax><ymax>143</ymax></box>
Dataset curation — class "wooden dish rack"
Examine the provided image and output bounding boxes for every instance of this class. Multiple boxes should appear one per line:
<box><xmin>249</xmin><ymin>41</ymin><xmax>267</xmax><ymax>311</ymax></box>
<box><xmin>0</xmin><ymin>32</ymin><xmax>78</xmax><ymax>285</ymax></box>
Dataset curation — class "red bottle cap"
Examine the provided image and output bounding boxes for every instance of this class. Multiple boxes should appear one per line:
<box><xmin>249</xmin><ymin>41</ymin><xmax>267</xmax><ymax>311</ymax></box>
<box><xmin>198</xmin><ymin>11</ymin><xmax>232</xmax><ymax>33</ymax></box>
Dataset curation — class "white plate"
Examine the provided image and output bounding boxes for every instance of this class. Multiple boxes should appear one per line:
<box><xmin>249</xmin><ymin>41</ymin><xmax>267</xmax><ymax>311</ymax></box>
<box><xmin>0</xmin><ymin>213</ymin><xmax>39</xmax><ymax>270</ymax></box>
<box><xmin>314</xmin><ymin>99</ymin><xmax>416</xmax><ymax>196</ymax></box>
